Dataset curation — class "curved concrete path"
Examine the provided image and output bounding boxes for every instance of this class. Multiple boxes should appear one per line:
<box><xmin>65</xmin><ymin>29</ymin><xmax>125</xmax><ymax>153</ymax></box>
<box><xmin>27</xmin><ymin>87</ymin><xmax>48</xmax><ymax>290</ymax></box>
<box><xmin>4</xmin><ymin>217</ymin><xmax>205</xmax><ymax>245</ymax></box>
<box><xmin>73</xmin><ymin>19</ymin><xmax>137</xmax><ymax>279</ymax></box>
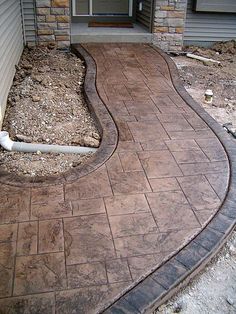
<box><xmin>0</xmin><ymin>44</ymin><xmax>235</xmax><ymax>314</ymax></box>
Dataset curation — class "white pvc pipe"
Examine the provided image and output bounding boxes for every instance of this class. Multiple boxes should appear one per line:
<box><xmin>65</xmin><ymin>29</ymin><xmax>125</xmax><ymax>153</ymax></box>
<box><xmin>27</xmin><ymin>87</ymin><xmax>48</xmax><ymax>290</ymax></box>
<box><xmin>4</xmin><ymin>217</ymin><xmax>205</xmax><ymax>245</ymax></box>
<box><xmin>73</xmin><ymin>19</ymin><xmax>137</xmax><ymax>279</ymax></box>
<box><xmin>0</xmin><ymin>131</ymin><xmax>97</xmax><ymax>154</ymax></box>
<box><xmin>186</xmin><ymin>53</ymin><xmax>220</xmax><ymax>65</ymax></box>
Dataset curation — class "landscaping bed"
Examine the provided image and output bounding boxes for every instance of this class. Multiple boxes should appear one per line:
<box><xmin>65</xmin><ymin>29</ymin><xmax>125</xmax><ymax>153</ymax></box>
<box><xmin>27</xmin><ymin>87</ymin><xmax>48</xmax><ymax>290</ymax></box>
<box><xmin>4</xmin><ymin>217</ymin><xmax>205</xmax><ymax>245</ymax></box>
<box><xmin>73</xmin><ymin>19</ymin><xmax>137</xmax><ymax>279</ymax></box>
<box><xmin>0</xmin><ymin>47</ymin><xmax>100</xmax><ymax>177</ymax></box>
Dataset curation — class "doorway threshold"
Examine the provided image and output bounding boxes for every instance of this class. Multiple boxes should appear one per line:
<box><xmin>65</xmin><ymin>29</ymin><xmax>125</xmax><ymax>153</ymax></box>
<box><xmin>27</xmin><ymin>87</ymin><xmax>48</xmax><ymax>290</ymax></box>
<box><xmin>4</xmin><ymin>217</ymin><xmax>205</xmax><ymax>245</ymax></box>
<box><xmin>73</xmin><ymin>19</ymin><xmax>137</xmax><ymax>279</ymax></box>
<box><xmin>71</xmin><ymin>23</ymin><xmax>152</xmax><ymax>43</ymax></box>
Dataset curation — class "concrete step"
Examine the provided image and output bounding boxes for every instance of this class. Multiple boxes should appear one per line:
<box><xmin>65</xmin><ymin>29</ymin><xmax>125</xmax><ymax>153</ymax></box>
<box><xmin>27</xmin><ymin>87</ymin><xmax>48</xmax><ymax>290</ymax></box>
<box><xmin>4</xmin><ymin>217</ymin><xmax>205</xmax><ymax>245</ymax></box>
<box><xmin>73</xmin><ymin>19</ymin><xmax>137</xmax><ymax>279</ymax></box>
<box><xmin>71</xmin><ymin>32</ymin><xmax>153</xmax><ymax>43</ymax></box>
<box><xmin>71</xmin><ymin>23</ymin><xmax>153</xmax><ymax>43</ymax></box>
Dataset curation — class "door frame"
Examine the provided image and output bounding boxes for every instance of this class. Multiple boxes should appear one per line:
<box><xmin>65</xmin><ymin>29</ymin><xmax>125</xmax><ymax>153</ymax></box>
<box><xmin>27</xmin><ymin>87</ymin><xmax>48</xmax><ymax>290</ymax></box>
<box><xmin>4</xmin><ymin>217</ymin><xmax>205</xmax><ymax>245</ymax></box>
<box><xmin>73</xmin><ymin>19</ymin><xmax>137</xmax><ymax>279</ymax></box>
<box><xmin>72</xmin><ymin>0</ymin><xmax>133</xmax><ymax>17</ymax></box>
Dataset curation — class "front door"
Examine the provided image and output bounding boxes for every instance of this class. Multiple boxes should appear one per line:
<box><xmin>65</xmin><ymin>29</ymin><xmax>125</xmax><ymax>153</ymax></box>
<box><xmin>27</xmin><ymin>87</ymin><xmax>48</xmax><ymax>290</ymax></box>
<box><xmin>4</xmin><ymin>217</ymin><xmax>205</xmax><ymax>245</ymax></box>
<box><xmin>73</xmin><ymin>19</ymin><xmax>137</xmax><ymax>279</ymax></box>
<box><xmin>73</xmin><ymin>0</ymin><xmax>132</xmax><ymax>16</ymax></box>
<box><xmin>93</xmin><ymin>0</ymin><xmax>129</xmax><ymax>15</ymax></box>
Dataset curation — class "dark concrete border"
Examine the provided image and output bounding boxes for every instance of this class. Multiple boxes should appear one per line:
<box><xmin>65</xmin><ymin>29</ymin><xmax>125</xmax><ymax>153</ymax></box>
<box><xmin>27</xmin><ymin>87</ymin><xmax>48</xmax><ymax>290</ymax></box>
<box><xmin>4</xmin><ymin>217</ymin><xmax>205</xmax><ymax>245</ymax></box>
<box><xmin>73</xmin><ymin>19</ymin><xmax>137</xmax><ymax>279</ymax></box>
<box><xmin>0</xmin><ymin>45</ymin><xmax>118</xmax><ymax>188</ymax></box>
<box><xmin>101</xmin><ymin>45</ymin><xmax>236</xmax><ymax>313</ymax></box>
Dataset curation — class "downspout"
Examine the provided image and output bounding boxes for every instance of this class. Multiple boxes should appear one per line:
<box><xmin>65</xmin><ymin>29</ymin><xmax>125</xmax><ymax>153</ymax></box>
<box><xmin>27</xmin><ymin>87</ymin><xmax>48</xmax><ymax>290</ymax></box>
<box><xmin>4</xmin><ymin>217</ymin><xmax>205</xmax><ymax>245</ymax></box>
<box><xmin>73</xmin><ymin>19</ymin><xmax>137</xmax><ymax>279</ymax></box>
<box><xmin>0</xmin><ymin>131</ymin><xmax>97</xmax><ymax>154</ymax></box>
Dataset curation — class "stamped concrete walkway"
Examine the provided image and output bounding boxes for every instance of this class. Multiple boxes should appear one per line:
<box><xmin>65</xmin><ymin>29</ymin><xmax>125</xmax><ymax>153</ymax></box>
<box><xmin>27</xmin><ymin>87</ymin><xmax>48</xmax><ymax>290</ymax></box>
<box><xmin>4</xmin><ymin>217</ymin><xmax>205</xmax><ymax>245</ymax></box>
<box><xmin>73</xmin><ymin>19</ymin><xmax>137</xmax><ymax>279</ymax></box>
<box><xmin>0</xmin><ymin>44</ymin><xmax>235</xmax><ymax>314</ymax></box>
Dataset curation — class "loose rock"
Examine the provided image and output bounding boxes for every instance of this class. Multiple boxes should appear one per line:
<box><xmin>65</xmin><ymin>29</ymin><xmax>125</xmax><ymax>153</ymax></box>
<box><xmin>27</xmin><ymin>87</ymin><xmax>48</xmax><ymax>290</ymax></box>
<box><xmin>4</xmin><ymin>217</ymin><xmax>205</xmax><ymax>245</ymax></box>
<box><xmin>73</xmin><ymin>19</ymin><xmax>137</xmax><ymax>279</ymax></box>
<box><xmin>16</xmin><ymin>134</ymin><xmax>32</xmax><ymax>143</ymax></box>
<box><xmin>22</xmin><ymin>63</ymin><xmax>33</xmax><ymax>70</ymax></box>
<box><xmin>32</xmin><ymin>95</ymin><xmax>41</xmax><ymax>102</ymax></box>
<box><xmin>83</xmin><ymin>136</ymin><xmax>100</xmax><ymax>148</ymax></box>
<box><xmin>92</xmin><ymin>132</ymin><xmax>100</xmax><ymax>140</ymax></box>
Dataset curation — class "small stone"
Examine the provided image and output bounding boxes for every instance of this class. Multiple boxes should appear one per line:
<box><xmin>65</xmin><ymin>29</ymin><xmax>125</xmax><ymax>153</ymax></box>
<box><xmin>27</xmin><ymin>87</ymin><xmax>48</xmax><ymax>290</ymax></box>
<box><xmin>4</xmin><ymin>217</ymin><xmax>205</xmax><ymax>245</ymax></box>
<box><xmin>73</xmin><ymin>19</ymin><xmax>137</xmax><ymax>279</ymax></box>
<box><xmin>92</xmin><ymin>132</ymin><xmax>100</xmax><ymax>140</ymax></box>
<box><xmin>226</xmin><ymin>297</ymin><xmax>234</xmax><ymax>305</ymax></box>
<box><xmin>72</xmin><ymin>136</ymin><xmax>83</xmax><ymax>145</ymax></box>
<box><xmin>32</xmin><ymin>96</ymin><xmax>41</xmax><ymax>102</ymax></box>
<box><xmin>22</xmin><ymin>63</ymin><xmax>33</xmax><ymax>70</ymax></box>
<box><xmin>31</xmin><ymin>75</ymin><xmax>43</xmax><ymax>83</ymax></box>
<box><xmin>72</xmin><ymin>161</ymin><xmax>81</xmax><ymax>167</ymax></box>
<box><xmin>16</xmin><ymin>134</ymin><xmax>32</xmax><ymax>143</ymax></box>
<box><xmin>83</xmin><ymin>136</ymin><xmax>100</xmax><ymax>148</ymax></box>
<box><xmin>13</xmin><ymin>95</ymin><xmax>20</xmax><ymax>102</ymax></box>
<box><xmin>48</xmin><ymin>43</ymin><xmax>56</xmax><ymax>50</ymax></box>
<box><xmin>19</xmin><ymin>71</ymin><xmax>27</xmax><ymax>79</ymax></box>
<box><xmin>25</xmin><ymin>70</ymin><xmax>32</xmax><ymax>76</ymax></box>
<box><xmin>173</xmin><ymin>302</ymin><xmax>182</xmax><ymax>313</ymax></box>
<box><xmin>41</xmin><ymin>79</ymin><xmax>48</xmax><ymax>86</ymax></box>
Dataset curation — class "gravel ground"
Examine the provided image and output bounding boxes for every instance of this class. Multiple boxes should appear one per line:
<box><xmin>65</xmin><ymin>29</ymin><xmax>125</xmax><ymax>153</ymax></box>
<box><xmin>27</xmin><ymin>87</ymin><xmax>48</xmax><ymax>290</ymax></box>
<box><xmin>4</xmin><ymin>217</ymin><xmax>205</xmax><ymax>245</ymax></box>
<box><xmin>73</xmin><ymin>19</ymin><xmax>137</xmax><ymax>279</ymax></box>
<box><xmin>0</xmin><ymin>47</ymin><xmax>100</xmax><ymax>177</ymax></box>
<box><xmin>156</xmin><ymin>41</ymin><xmax>236</xmax><ymax>314</ymax></box>
<box><xmin>174</xmin><ymin>40</ymin><xmax>236</xmax><ymax>130</ymax></box>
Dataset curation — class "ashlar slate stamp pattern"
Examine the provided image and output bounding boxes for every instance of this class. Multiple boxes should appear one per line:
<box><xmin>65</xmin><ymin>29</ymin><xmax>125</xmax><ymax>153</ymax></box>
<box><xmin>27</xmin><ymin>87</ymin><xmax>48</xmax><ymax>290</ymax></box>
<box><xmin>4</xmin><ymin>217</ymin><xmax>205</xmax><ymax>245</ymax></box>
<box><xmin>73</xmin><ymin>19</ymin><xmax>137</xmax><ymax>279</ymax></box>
<box><xmin>0</xmin><ymin>44</ymin><xmax>229</xmax><ymax>313</ymax></box>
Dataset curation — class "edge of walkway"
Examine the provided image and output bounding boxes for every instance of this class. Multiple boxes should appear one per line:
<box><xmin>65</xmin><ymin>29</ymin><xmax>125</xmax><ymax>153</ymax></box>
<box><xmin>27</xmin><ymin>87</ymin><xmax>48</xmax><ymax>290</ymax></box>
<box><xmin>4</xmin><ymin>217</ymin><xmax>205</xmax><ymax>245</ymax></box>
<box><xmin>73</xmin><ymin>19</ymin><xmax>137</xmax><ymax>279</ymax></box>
<box><xmin>100</xmin><ymin>45</ymin><xmax>236</xmax><ymax>313</ymax></box>
<box><xmin>0</xmin><ymin>45</ymin><xmax>118</xmax><ymax>188</ymax></box>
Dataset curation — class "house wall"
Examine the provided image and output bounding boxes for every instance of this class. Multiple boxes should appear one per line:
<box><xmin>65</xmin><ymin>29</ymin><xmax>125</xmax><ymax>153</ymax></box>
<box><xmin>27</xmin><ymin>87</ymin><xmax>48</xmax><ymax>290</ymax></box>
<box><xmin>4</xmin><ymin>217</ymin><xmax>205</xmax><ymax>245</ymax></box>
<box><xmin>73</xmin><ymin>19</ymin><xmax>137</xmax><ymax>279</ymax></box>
<box><xmin>24</xmin><ymin>1</ymin><xmax>236</xmax><ymax>51</ymax></box>
<box><xmin>184</xmin><ymin>0</ymin><xmax>236</xmax><ymax>46</ymax></box>
<box><xmin>153</xmin><ymin>0</ymin><xmax>187</xmax><ymax>51</ymax></box>
<box><xmin>35</xmin><ymin>0</ymin><xmax>70</xmax><ymax>48</ymax></box>
<box><xmin>28</xmin><ymin>0</ymin><xmax>189</xmax><ymax>51</ymax></box>
<box><xmin>0</xmin><ymin>0</ymin><xmax>24</xmax><ymax>127</ymax></box>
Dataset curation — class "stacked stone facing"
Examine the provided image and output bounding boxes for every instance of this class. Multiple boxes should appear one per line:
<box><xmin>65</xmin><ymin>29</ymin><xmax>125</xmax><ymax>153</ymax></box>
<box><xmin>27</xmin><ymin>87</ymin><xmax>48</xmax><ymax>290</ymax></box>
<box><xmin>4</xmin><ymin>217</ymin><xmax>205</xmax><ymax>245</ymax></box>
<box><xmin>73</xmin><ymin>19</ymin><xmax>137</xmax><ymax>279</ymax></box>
<box><xmin>34</xmin><ymin>0</ymin><xmax>187</xmax><ymax>51</ymax></box>
<box><xmin>36</xmin><ymin>0</ymin><xmax>70</xmax><ymax>48</ymax></box>
<box><xmin>153</xmin><ymin>0</ymin><xmax>187</xmax><ymax>51</ymax></box>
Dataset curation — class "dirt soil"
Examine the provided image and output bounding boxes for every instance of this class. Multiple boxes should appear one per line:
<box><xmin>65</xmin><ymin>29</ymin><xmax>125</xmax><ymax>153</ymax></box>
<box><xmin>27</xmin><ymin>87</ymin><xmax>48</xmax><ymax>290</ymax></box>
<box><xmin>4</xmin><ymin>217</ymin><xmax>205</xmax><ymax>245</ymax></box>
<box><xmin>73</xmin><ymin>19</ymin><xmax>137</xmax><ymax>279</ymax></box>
<box><xmin>0</xmin><ymin>47</ymin><xmax>100</xmax><ymax>177</ymax></box>
<box><xmin>156</xmin><ymin>41</ymin><xmax>236</xmax><ymax>314</ymax></box>
<box><xmin>173</xmin><ymin>40</ymin><xmax>236</xmax><ymax>130</ymax></box>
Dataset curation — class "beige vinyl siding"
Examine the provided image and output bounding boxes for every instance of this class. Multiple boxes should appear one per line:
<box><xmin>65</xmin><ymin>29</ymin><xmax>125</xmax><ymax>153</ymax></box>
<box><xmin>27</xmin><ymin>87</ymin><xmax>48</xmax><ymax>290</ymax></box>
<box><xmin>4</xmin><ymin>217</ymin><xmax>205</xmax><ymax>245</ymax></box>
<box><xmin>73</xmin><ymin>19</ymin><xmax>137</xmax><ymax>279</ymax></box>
<box><xmin>0</xmin><ymin>0</ymin><xmax>23</xmax><ymax>127</ymax></box>
<box><xmin>136</xmin><ymin>0</ymin><xmax>153</xmax><ymax>31</ymax></box>
<box><xmin>184</xmin><ymin>0</ymin><xmax>236</xmax><ymax>46</ymax></box>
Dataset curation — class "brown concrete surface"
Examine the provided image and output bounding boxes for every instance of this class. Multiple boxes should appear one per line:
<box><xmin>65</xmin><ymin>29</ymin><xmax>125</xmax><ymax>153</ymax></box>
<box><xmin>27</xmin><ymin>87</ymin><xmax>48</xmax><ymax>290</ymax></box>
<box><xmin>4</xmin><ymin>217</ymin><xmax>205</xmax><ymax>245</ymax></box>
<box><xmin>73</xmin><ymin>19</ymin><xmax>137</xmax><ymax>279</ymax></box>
<box><xmin>0</xmin><ymin>44</ymin><xmax>230</xmax><ymax>313</ymax></box>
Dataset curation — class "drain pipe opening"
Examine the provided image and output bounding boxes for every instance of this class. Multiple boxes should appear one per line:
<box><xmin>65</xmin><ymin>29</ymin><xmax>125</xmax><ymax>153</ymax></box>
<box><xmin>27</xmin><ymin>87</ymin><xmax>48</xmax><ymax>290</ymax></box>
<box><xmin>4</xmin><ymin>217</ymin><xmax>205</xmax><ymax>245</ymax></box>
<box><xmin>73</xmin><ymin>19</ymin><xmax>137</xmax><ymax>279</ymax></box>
<box><xmin>0</xmin><ymin>131</ymin><xmax>97</xmax><ymax>154</ymax></box>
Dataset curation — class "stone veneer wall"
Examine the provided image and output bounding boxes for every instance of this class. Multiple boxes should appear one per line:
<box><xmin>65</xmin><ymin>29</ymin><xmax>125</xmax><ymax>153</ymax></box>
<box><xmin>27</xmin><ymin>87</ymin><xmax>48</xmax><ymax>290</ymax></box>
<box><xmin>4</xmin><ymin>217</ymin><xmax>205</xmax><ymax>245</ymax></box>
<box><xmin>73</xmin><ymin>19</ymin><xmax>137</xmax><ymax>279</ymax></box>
<box><xmin>36</xmin><ymin>0</ymin><xmax>70</xmax><ymax>48</ymax></box>
<box><xmin>34</xmin><ymin>0</ymin><xmax>187</xmax><ymax>50</ymax></box>
<box><xmin>153</xmin><ymin>0</ymin><xmax>187</xmax><ymax>51</ymax></box>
